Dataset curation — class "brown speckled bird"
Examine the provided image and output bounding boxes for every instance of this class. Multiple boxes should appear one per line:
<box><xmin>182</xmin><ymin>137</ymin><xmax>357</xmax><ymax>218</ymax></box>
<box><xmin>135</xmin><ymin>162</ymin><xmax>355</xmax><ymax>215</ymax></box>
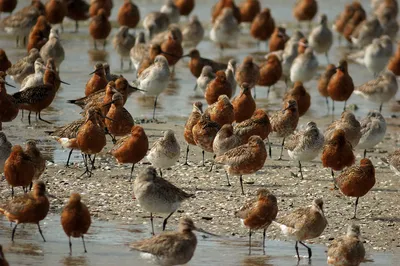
<box><xmin>186</xmin><ymin>49</ymin><xmax>227</xmax><ymax>78</ymax></box>
<box><xmin>205</xmin><ymin>94</ymin><xmax>234</xmax><ymax>127</ymax></box>
<box><xmin>336</xmin><ymin>158</ymin><xmax>375</xmax><ymax>219</ymax></box>
<box><xmin>183</xmin><ymin>102</ymin><xmax>203</xmax><ymax>165</ymax></box>
<box><xmin>235</xmin><ymin>56</ymin><xmax>260</xmax><ymax>92</ymax></box>
<box><xmin>324</xmin><ymin>110</ymin><xmax>361</xmax><ymax>148</ymax></box>
<box><xmin>212</xmin><ymin>0</ymin><xmax>241</xmax><ymax>23</ymax></box>
<box><xmin>25</xmin><ymin>140</ymin><xmax>46</xmax><ymax>188</ymax></box>
<box><xmin>192</xmin><ymin>114</ymin><xmax>220</xmax><ymax>166</ymax></box>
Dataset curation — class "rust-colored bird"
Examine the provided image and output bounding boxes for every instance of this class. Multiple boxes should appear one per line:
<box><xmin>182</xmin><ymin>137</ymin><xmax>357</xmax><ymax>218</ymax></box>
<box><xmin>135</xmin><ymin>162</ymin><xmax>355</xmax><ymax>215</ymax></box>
<box><xmin>270</xmin><ymin>99</ymin><xmax>299</xmax><ymax>160</ymax></box>
<box><xmin>0</xmin><ymin>49</ymin><xmax>12</xmax><ymax>72</ymax></box>
<box><xmin>105</xmin><ymin>92</ymin><xmax>134</xmax><ymax>138</ymax></box>
<box><xmin>64</xmin><ymin>0</ymin><xmax>90</xmax><ymax>33</ymax></box>
<box><xmin>117</xmin><ymin>0</ymin><xmax>140</xmax><ymax>29</ymax></box>
<box><xmin>25</xmin><ymin>140</ymin><xmax>46</xmax><ymax>188</ymax></box>
<box><xmin>336</xmin><ymin>158</ymin><xmax>375</xmax><ymax>219</ymax></box>
<box><xmin>45</xmin><ymin>0</ymin><xmax>68</xmax><ymax>32</ymax></box>
<box><xmin>269</xmin><ymin>27</ymin><xmax>289</xmax><ymax>52</ymax></box>
<box><xmin>192</xmin><ymin>114</ymin><xmax>220</xmax><ymax>166</ymax></box>
<box><xmin>235</xmin><ymin>188</ymin><xmax>278</xmax><ymax>254</ymax></box>
<box><xmin>321</xmin><ymin>129</ymin><xmax>355</xmax><ymax>183</ymax></box>
<box><xmin>4</xmin><ymin>145</ymin><xmax>35</xmax><ymax>197</ymax></box>
<box><xmin>185</xmin><ymin>49</ymin><xmax>227</xmax><ymax>78</ymax></box>
<box><xmin>85</xmin><ymin>63</ymin><xmax>108</xmax><ymax>96</ymax></box>
<box><xmin>26</xmin><ymin>15</ymin><xmax>52</xmax><ymax>53</ymax></box>
<box><xmin>388</xmin><ymin>43</ymin><xmax>400</xmax><ymax>76</ymax></box>
<box><xmin>258</xmin><ymin>54</ymin><xmax>282</xmax><ymax>98</ymax></box>
<box><xmin>0</xmin><ymin>77</ymin><xmax>19</xmax><ymax>122</ymax></box>
<box><xmin>293</xmin><ymin>0</ymin><xmax>318</xmax><ymax>28</ymax></box>
<box><xmin>0</xmin><ymin>181</ymin><xmax>49</xmax><ymax>242</ymax></box>
<box><xmin>174</xmin><ymin>0</ymin><xmax>195</xmax><ymax>17</ymax></box>
<box><xmin>334</xmin><ymin>3</ymin><xmax>356</xmax><ymax>39</ymax></box>
<box><xmin>160</xmin><ymin>30</ymin><xmax>183</xmax><ymax>67</ymax></box>
<box><xmin>0</xmin><ymin>0</ymin><xmax>17</xmax><ymax>16</ymax></box>
<box><xmin>204</xmin><ymin>70</ymin><xmax>232</xmax><ymax>105</ymax></box>
<box><xmin>318</xmin><ymin>64</ymin><xmax>336</xmax><ymax>112</ymax></box>
<box><xmin>283</xmin><ymin>82</ymin><xmax>311</xmax><ymax>117</ymax></box>
<box><xmin>111</xmin><ymin>125</ymin><xmax>148</xmax><ymax>180</ymax></box>
<box><xmin>89</xmin><ymin>8</ymin><xmax>111</xmax><ymax>50</ymax></box>
<box><xmin>205</xmin><ymin>94</ymin><xmax>234</xmax><ymax>127</ymax></box>
<box><xmin>239</xmin><ymin>0</ymin><xmax>260</xmax><ymax>23</ymax></box>
<box><xmin>250</xmin><ymin>8</ymin><xmax>275</xmax><ymax>47</ymax></box>
<box><xmin>0</xmin><ymin>244</ymin><xmax>9</xmax><ymax>266</ymax></box>
<box><xmin>183</xmin><ymin>102</ymin><xmax>203</xmax><ymax>165</ymax></box>
<box><xmin>327</xmin><ymin>59</ymin><xmax>354</xmax><ymax>113</ymax></box>
<box><xmin>61</xmin><ymin>193</ymin><xmax>92</xmax><ymax>254</ymax></box>
<box><xmin>89</xmin><ymin>0</ymin><xmax>112</xmax><ymax>17</ymax></box>
<box><xmin>215</xmin><ymin>135</ymin><xmax>267</xmax><ymax>195</ymax></box>
<box><xmin>232</xmin><ymin>83</ymin><xmax>255</xmax><ymax>123</ymax></box>
<box><xmin>212</xmin><ymin>0</ymin><xmax>241</xmax><ymax>23</ymax></box>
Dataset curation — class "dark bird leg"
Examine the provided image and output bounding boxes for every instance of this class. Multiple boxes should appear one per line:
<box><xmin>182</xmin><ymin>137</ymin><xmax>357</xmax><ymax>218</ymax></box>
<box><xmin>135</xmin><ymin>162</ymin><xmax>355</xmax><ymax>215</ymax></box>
<box><xmin>331</xmin><ymin>169</ymin><xmax>338</xmax><ymax>189</ymax></box>
<box><xmin>90</xmin><ymin>154</ymin><xmax>96</xmax><ymax>170</ymax></box>
<box><xmin>343</xmin><ymin>100</ymin><xmax>347</xmax><ymax>111</ymax></box>
<box><xmin>66</xmin><ymin>149</ymin><xmax>74</xmax><ymax>167</ymax></box>
<box><xmin>94</xmin><ymin>40</ymin><xmax>97</xmax><ymax>50</ymax></box>
<box><xmin>266</xmin><ymin>137</ymin><xmax>272</xmax><ymax>158</ymax></box>
<box><xmin>38</xmin><ymin>112</ymin><xmax>52</xmax><ymax>124</ymax></box>
<box><xmin>75</xmin><ymin>21</ymin><xmax>79</xmax><ymax>33</ymax></box>
<box><xmin>29</xmin><ymin>182</ymin><xmax>33</xmax><ymax>191</ymax></box>
<box><xmin>103</xmin><ymin>40</ymin><xmax>107</xmax><ymax>50</ymax></box>
<box><xmin>278</xmin><ymin>138</ymin><xmax>285</xmax><ymax>160</ymax></box>
<box><xmin>298</xmin><ymin>161</ymin><xmax>303</xmax><ymax>179</ymax></box>
<box><xmin>183</xmin><ymin>145</ymin><xmax>190</xmax><ymax>166</ymax></box>
<box><xmin>379</xmin><ymin>103</ymin><xmax>383</xmax><ymax>113</ymax></box>
<box><xmin>262</xmin><ymin>228</ymin><xmax>266</xmax><ymax>249</ymax></box>
<box><xmin>209</xmin><ymin>154</ymin><xmax>216</xmax><ymax>172</ymax></box>
<box><xmin>299</xmin><ymin>241</ymin><xmax>312</xmax><ymax>259</ymax></box>
<box><xmin>248</xmin><ymin>229</ymin><xmax>252</xmax><ymax>255</ymax></box>
<box><xmin>325</xmin><ymin>97</ymin><xmax>329</xmax><ymax>113</ymax></box>
<box><xmin>224</xmin><ymin>170</ymin><xmax>231</xmax><ymax>186</ymax></box>
<box><xmin>162</xmin><ymin>211</ymin><xmax>175</xmax><ymax>231</ymax></box>
<box><xmin>240</xmin><ymin>175</ymin><xmax>244</xmax><ymax>195</ymax></box>
<box><xmin>82</xmin><ymin>235</ymin><xmax>87</xmax><ymax>253</ymax></box>
<box><xmin>37</xmin><ymin>222</ymin><xmax>46</xmax><ymax>242</ymax></box>
<box><xmin>332</xmin><ymin>101</ymin><xmax>335</xmax><ymax>121</ymax></box>
<box><xmin>295</xmin><ymin>241</ymin><xmax>300</xmax><ymax>260</ymax></box>
<box><xmin>129</xmin><ymin>60</ymin><xmax>132</xmax><ymax>70</ymax></box>
<box><xmin>267</xmin><ymin>86</ymin><xmax>271</xmax><ymax>99</ymax></box>
<box><xmin>253</xmin><ymin>87</ymin><xmax>257</xmax><ymax>99</ymax></box>
<box><xmin>120</xmin><ymin>57</ymin><xmax>124</xmax><ymax>71</ymax></box>
<box><xmin>152</xmin><ymin>96</ymin><xmax>158</xmax><ymax>120</ymax></box>
<box><xmin>11</xmin><ymin>223</ymin><xmax>18</xmax><ymax>241</ymax></box>
<box><xmin>129</xmin><ymin>164</ymin><xmax>135</xmax><ymax>182</ymax></box>
<box><xmin>363</xmin><ymin>149</ymin><xmax>367</xmax><ymax>158</ymax></box>
<box><xmin>202</xmin><ymin>150</ymin><xmax>205</xmax><ymax>166</ymax></box>
<box><xmin>325</xmin><ymin>51</ymin><xmax>330</xmax><ymax>64</ymax></box>
<box><xmin>68</xmin><ymin>236</ymin><xmax>72</xmax><ymax>255</ymax></box>
<box><xmin>28</xmin><ymin>111</ymin><xmax>32</xmax><ymax>125</ymax></box>
<box><xmin>150</xmin><ymin>212</ymin><xmax>155</xmax><ymax>235</ymax></box>
<box><xmin>159</xmin><ymin>168</ymin><xmax>163</xmax><ymax>177</ymax></box>
<box><xmin>352</xmin><ymin>197</ymin><xmax>359</xmax><ymax>219</ymax></box>
<box><xmin>11</xmin><ymin>187</ymin><xmax>14</xmax><ymax>198</ymax></box>
<box><xmin>193</xmin><ymin>83</ymin><xmax>198</xmax><ymax>91</ymax></box>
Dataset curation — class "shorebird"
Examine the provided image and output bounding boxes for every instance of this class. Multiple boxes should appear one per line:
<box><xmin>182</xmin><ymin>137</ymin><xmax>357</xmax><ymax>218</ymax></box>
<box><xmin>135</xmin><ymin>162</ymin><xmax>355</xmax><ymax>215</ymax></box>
<box><xmin>26</xmin><ymin>15</ymin><xmax>51</xmax><ymax>53</ymax></box>
<box><xmin>363</xmin><ymin>37</ymin><xmax>392</xmax><ymax>77</ymax></box>
<box><xmin>318</xmin><ymin>64</ymin><xmax>336</xmax><ymax>112</ymax></box>
<box><xmin>226</xmin><ymin>59</ymin><xmax>237</xmax><ymax>96</ymax></box>
<box><xmin>270</xmin><ymin>99</ymin><xmax>299</xmax><ymax>160</ymax></box>
<box><xmin>351</xmin><ymin>17</ymin><xmax>383</xmax><ymax>48</ymax></box>
<box><xmin>45</xmin><ymin>0</ymin><xmax>68</xmax><ymax>32</ymax></box>
<box><xmin>205</xmin><ymin>94</ymin><xmax>234</xmax><ymax>127</ymax></box>
<box><xmin>196</xmin><ymin>66</ymin><xmax>215</xmax><ymax>93</ymax></box>
<box><xmin>174</xmin><ymin>0</ymin><xmax>195</xmax><ymax>17</ymax></box>
<box><xmin>160</xmin><ymin>0</ymin><xmax>180</xmax><ymax>24</ymax></box>
<box><xmin>85</xmin><ymin>63</ymin><xmax>108</xmax><ymax>96</ymax></box>
<box><xmin>215</xmin><ymin>135</ymin><xmax>267</xmax><ymax>195</ymax></box>
<box><xmin>103</xmin><ymin>63</ymin><xmax>120</xmax><ymax>82</ymax></box>
<box><xmin>308</xmin><ymin>14</ymin><xmax>333</xmax><ymax>63</ymax></box>
<box><xmin>192</xmin><ymin>114</ymin><xmax>220</xmax><ymax>166</ymax></box>
<box><xmin>182</xmin><ymin>15</ymin><xmax>204</xmax><ymax>48</ymax></box>
<box><xmin>239</xmin><ymin>0</ymin><xmax>260</xmax><ymax>23</ymax></box>
<box><xmin>0</xmin><ymin>132</ymin><xmax>11</xmax><ymax>173</ymax></box>
<box><xmin>354</xmin><ymin>71</ymin><xmax>398</xmax><ymax>112</ymax></box>
<box><xmin>0</xmin><ymin>77</ymin><xmax>19</xmax><ymax>123</ymax></box>
<box><xmin>280</xmin><ymin>31</ymin><xmax>304</xmax><ymax>86</ymax></box>
<box><xmin>212</xmin><ymin>0</ymin><xmax>241</xmax><ymax>23</ymax></box>
<box><xmin>204</xmin><ymin>70</ymin><xmax>232</xmax><ymax>105</ymax></box>
<box><xmin>89</xmin><ymin>8</ymin><xmax>111</xmax><ymax>50</ymax></box>
<box><xmin>285</xmin><ymin>122</ymin><xmax>324</xmax><ymax>179</ymax></box>
<box><xmin>185</xmin><ymin>49</ymin><xmax>227</xmax><ymax>78</ymax></box>
<box><xmin>290</xmin><ymin>47</ymin><xmax>318</xmax><ymax>84</ymax></box>
<box><xmin>235</xmin><ymin>188</ymin><xmax>278</xmax><ymax>254</ymax></box>
<box><xmin>89</xmin><ymin>0</ymin><xmax>113</xmax><ymax>18</ymax></box>
<box><xmin>250</xmin><ymin>8</ymin><xmax>275</xmax><ymax>48</ymax></box>
<box><xmin>143</xmin><ymin>12</ymin><xmax>170</xmax><ymax>39</ymax></box>
<box><xmin>147</xmin><ymin>130</ymin><xmax>180</xmax><ymax>177</ymax></box>
<box><xmin>321</xmin><ymin>129</ymin><xmax>355</xmax><ymax>183</ymax></box>
<box><xmin>160</xmin><ymin>30</ymin><xmax>183</xmax><ymax>69</ymax></box>
<box><xmin>0</xmin><ymin>0</ymin><xmax>17</xmax><ymax>17</ymax></box>
<box><xmin>283</xmin><ymin>82</ymin><xmax>310</xmax><ymax>117</ymax></box>
<box><xmin>235</xmin><ymin>56</ymin><xmax>260</xmax><ymax>94</ymax></box>
<box><xmin>388</xmin><ymin>42</ymin><xmax>400</xmax><ymax>75</ymax></box>
<box><xmin>0</xmin><ymin>244</ymin><xmax>9</xmax><ymax>266</ymax></box>
<box><xmin>113</xmin><ymin>26</ymin><xmax>135</xmax><ymax>71</ymax></box>
<box><xmin>61</xmin><ymin>193</ymin><xmax>91</xmax><ymax>254</ymax></box>
<box><xmin>0</xmin><ymin>181</ymin><xmax>49</xmax><ymax>241</ymax></box>
<box><xmin>293</xmin><ymin>0</ymin><xmax>317</xmax><ymax>28</ymax></box>
<box><xmin>324</xmin><ymin>111</ymin><xmax>361</xmax><ymax>148</ymax></box>
<box><xmin>273</xmin><ymin>198</ymin><xmax>327</xmax><ymax>260</ymax></box>
<box><xmin>133</xmin><ymin>167</ymin><xmax>193</xmax><ymax>234</ymax></box>
<box><xmin>327</xmin><ymin>59</ymin><xmax>354</xmax><ymax>113</ymax></box>
<box><xmin>0</xmin><ymin>49</ymin><xmax>12</xmax><ymax>72</ymax></box>
<box><xmin>183</xmin><ymin>102</ymin><xmax>203</xmax><ymax>165</ymax></box>
<box><xmin>210</xmin><ymin>7</ymin><xmax>240</xmax><ymax>51</ymax></box>
<box><xmin>334</xmin><ymin>3</ymin><xmax>357</xmax><ymax>42</ymax></box>
<box><xmin>6</xmin><ymin>48</ymin><xmax>41</xmax><ymax>84</ymax></box>
<box><xmin>111</xmin><ymin>125</ymin><xmax>148</xmax><ymax>181</ymax></box>
<box><xmin>258</xmin><ymin>54</ymin><xmax>282</xmax><ymax>98</ymax></box>
<box><xmin>232</xmin><ymin>83</ymin><xmax>255</xmax><ymax>123</ymax></box>
<box><xmin>336</xmin><ymin>158</ymin><xmax>375</xmax><ymax>219</ymax></box>
<box><xmin>384</xmin><ymin>149</ymin><xmax>400</xmax><ymax>176</ymax></box>
<box><xmin>269</xmin><ymin>27</ymin><xmax>289</xmax><ymax>52</ymax></box>
<box><xmin>25</xmin><ymin>140</ymin><xmax>46</xmax><ymax>189</ymax></box>
<box><xmin>130</xmin><ymin>217</ymin><xmax>214</xmax><ymax>265</ymax></box>
<box><xmin>117</xmin><ymin>0</ymin><xmax>140</xmax><ymax>29</ymax></box>
<box><xmin>104</xmin><ymin>92</ymin><xmax>134</xmax><ymax>139</ymax></box>
<box><xmin>134</xmin><ymin>55</ymin><xmax>170</xmax><ymax>120</ymax></box>
<box><xmin>64</xmin><ymin>0</ymin><xmax>90</xmax><ymax>33</ymax></box>
<box><xmin>40</xmin><ymin>28</ymin><xmax>65</xmax><ymax>70</ymax></box>
<box><xmin>358</xmin><ymin>111</ymin><xmax>386</xmax><ymax>158</ymax></box>
<box><xmin>327</xmin><ymin>224</ymin><xmax>365</xmax><ymax>266</ymax></box>
<box><xmin>20</xmin><ymin>58</ymin><xmax>45</xmax><ymax>91</ymax></box>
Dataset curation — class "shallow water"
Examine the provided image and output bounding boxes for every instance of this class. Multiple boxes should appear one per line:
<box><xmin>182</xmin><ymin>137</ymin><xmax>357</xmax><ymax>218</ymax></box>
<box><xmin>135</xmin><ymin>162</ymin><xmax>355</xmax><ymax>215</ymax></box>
<box><xmin>0</xmin><ymin>215</ymin><xmax>396</xmax><ymax>266</ymax></box>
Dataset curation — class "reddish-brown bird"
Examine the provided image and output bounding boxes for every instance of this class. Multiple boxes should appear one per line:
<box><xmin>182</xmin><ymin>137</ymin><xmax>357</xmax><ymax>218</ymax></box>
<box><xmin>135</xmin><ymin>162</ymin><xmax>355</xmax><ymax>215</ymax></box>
<box><xmin>89</xmin><ymin>8</ymin><xmax>111</xmax><ymax>50</ymax></box>
<box><xmin>327</xmin><ymin>59</ymin><xmax>354</xmax><ymax>113</ymax></box>
<box><xmin>335</xmin><ymin>158</ymin><xmax>375</xmax><ymax>219</ymax></box>
<box><xmin>232</xmin><ymin>83</ymin><xmax>255</xmax><ymax>123</ymax></box>
<box><xmin>205</xmin><ymin>94</ymin><xmax>234</xmax><ymax>127</ymax></box>
<box><xmin>0</xmin><ymin>77</ymin><xmax>19</xmax><ymax>122</ymax></box>
<box><xmin>160</xmin><ymin>30</ymin><xmax>183</xmax><ymax>67</ymax></box>
<box><xmin>174</xmin><ymin>0</ymin><xmax>195</xmax><ymax>17</ymax></box>
<box><xmin>61</xmin><ymin>193</ymin><xmax>92</xmax><ymax>254</ymax></box>
<box><xmin>85</xmin><ymin>63</ymin><xmax>108</xmax><ymax>96</ymax></box>
<box><xmin>234</xmin><ymin>109</ymin><xmax>272</xmax><ymax>144</ymax></box>
<box><xmin>258</xmin><ymin>54</ymin><xmax>282</xmax><ymax>98</ymax></box>
<box><xmin>283</xmin><ymin>82</ymin><xmax>311</xmax><ymax>117</ymax></box>
<box><xmin>192</xmin><ymin>114</ymin><xmax>220</xmax><ymax>166</ymax></box>
<box><xmin>105</xmin><ymin>92</ymin><xmax>134</xmax><ymax>138</ymax></box>
<box><xmin>269</xmin><ymin>27</ymin><xmax>289</xmax><ymax>52</ymax></box>
<box><xmin>4</xmin><ymin>145</ymin><xmax>35</xmax><ymax>197</ymax></box>
<box><xmin>205</xmin><ymin>70</ymin><xmax>232</xmax><ymax>105</ymax></box>
<box><xmin>89</xmin><ymin>0</ymin><xmax>112</xmax><ymax>17</ymax></box>
<box><xmin>334</xmin><ymin>3</ymin><xmax>355</xmax><ymax>37</ymax></box>
<box><xmin>0</xmin><ymin>49</ymin><xmax>12</xmax><ymax>72</ymax></box>
<box><xmin>45</xmin><ymin>0</ymin><xmax>68</xmax><ymax>32</ymax></box>
<box><xmin>0</xmin><ymin>0</ymin><xmax>17</xmax><ymax>16</ymax></box>
<box><xmin>250</xmin><ymin>8</ymin><xmax>275</xmax><ymax>46</ymax></box>
<box><xmin>0</xmin><ymin>244</ymin><xmax>9</xmax><ymax>266</ymax></box>
<box><xmin>318</xmin><ymin>64</ymin><xmax>336</xmax><ymax>112</ymax></box>
<box><xmin>64</xmin><ymin>0</ymin><xmax>90</xmax><ymax>32</ymax></box>
<box><xmin>212</xmin><ymin>0</ymin><xmax>241</xmax><ymax>23</ymax></box>
<box><xmin>235</xmin><ymin>188</ymin><xmax>278</xmax><ymax>253</ymax></box>
<box><xmin>235</xmin><ymin>56</ymin><xmax>260</xmax><ymax>92</ymax></box>
<box><xmin>111</xmin><ymin>125</ymin><xmax>148</xmax><ymax>180</ymax></box>
<box><xmin>25</xmin><ymin>140</ymin><xmax>46</xmax><ymax>188</ymax></box>
<box><xmin>293</xmin><ymin>0</ymin><xmax>318</xmax><ymax>27</ymax></box>
<box><xmin>117</xmin><ymin>0</ymin><xmax>140</xmax><ymax>29</ymax></box>
<box><xmin>183</xmin><ymin>102</ymin><xmax>203</xmax><ymax>165</ymax></box>
<box><xmin>321</xmin><ymin>129</ymin><xmax>355</xmax><ymax>182</ymax></box>
<box><xmin>26</xmin><ymin>15</ymin><xmax>52</xmax><ymax>53</ymax></box>
<box><xmin>239</xmin><ymin>0</ymin><xmax>260</xmax><ymax>23</ymax></box>
<box><xmin>0</xmin><ymin>181</ymin><xmax>49</xmax><ymax>242</ymax></box>
<box><xmin>186</xmin><ymin>49</ymin><xmax>227</xmax><ymax>78</ymax></box>
<box><xmin>388</xmin><ymin>43</ymin><xmax>400</xmax><ymax>76</ymax></box>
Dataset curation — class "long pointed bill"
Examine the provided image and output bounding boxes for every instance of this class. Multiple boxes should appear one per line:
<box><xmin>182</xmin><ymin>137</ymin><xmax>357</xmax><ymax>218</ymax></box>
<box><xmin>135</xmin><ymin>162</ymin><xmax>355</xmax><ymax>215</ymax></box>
<box><xmin>96</xmin><ymin>111</ymin><xmax>116</xmax><ymax>122</ymax></box>
<box><xmin>194</xmin><ymin>227</ymin><xmax>220</xmax><ymax>237</ymax></box>
<box><xmin>60</xmin><ymin>80</ymin><xmax>70</xmax><ymax>85</ymax></box>
<box><xmin>128</xmin><ymin>84</ymin><xmax>146</xmax><ymax>92</ymax></box>
<box><xmin>161</xmin><ymin>51</ymin><xmax>182</xmax><ymax>58</ymax></box>
<box><xmin>89</xmin><ymin>69</ymin><xmax>97</xmax><ymax>75</ymax></box>
<box><xmin>5</xmin><ymin>82</ymin><xmax>16</xmax><ymax>88</ymax></box>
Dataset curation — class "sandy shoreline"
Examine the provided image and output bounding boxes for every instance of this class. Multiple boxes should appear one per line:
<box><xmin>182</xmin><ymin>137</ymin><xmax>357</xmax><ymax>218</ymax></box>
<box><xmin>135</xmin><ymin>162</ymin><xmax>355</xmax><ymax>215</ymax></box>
<box><xmin>1</xmin><ymin>114</ymin><xmax>399</xmax><ymax>255</ymax></box>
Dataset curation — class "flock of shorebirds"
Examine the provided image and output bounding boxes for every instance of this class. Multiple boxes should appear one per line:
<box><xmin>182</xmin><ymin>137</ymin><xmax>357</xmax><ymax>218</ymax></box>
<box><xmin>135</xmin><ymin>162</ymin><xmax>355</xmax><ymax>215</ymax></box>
<box><xmin>0</xmin><ymin>0</ymin><xmax>399</xmax><ymax>265</ymax></box>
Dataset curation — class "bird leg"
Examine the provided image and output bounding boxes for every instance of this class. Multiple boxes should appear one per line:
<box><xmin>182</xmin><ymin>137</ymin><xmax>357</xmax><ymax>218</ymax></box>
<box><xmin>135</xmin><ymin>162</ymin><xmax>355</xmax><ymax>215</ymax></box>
<box><xmin>267</xmin><ymin>87</ymin><xmax>271</xmax><ymax>99</ymax></box>
<box><xmin>11</xmin><ymin>223</ymin><xmax>18</xmax><ymax>241</ymax></box>
<box><xmin>150</xmin><ymin>213</ymin><xmax>155</xmax><ymax>235</ymax></box>
<box><xmin>224</xmin><ymin>171</ymin><xmax>231</xmax><ymax>186</ymax></box>
<box><xmin>379</xmin><ymin>103</ymin><xmax>383</xmax><ymax>113</ymax></box>
<box><xmin>129</xmin><ymin>60</ymin><xmax>132</xmax><ymax>70</ymax></box>
<box><xmin>278</xmin><ymin>138</ymin><xmax>285</xmax><ymax>160</ymax></box>
<box><xmin>28</xmin><ymin>111</ymin><xmax>32</xmax><ymax>125</ymax></box>
<box><xmin>75</xmin><ymin>21</ymin><xmax>79</xmax><ymax>33</ymax></box>
<box><xmin>262</xmin><ymin>228</ymin><xmax>266</xmax><ymax>249</ymax></box>
<box><xmin>37</xmin><ymin>222</ymin><xmax>46</xmax><ymax>242</ymax></box>
<box><xmin>295</xmin><ymin>241</ymin><xmax>300</xmax><ymax>260</ymax></box>
<box><xmin>298</xmin><ymin>161</ymin><xmax>303</xmax><ymax>179</ymax></box>
<box><xmin>11</xmin><ymin>187</ymin><xmax>14</xmax><ymax>198</ymax></box>
<box><xmin>159</xmin><ymin>168</ymin><xmax>163</xmax><ymax>177</ymax></box>
<box><xmin>325</xmin><ymin>97</ymin><xmax>329</xmax><ymax>113</ymax></box>
<box><xmin>343</xmin><ymin>100</ymin><xmax>347</xmax><ymax>111</ymax></box>
<box><xmin>202</xmin><ymin>150</ymin><xmax>205</xmax><ymax>167</ymax></box>
<box><xmin>82</xmin><ymin>235</ymin><xmax>87</xmax><ymax>253</ymax></box>
<box><xmin>248</xmin><ymin>229</ymin><xmax>252</xmax><ymax>255</ymax></box>
<box><xmin>183</xmin><ymin>145</ymin><xmax>190</xmax><ymax>166</ymax></box>
<box><xmin>299</xmin><ymin>241</ymin><xmax>312</xmax><ymax>259</ymax></box>
<box><xmin>69</xmin><ymin>236</ymin><xmax>72</xmax><ymax>255</ymax></box>
<box><xmin>325</xmin><ymin>52</ymin><xmax>330</xmax><ymax>64</ymax></box>
<box><xmin>240</xmin><ymin>175</ymin><xmax>245</xmax><ymax>195</ymax></box>
<box><xmin>94</xmin><ymin>40</ymin><xmax>97</xmax><ymax>50</ymax></box>
<box><xmin>363</xmin><ymin>149</ymin><xmax>367</xmax><ymax>158</ymax></box>
<box><xmin>129</xmin><ymin>164</ymin><xmax>135</xmax><ymax>182</ymax></box>
<box><xmin>209</xmin><ymin>154</ymin><xmax>216</xmax><ymax>172</ymax></box>
<box><xmin>29</xmin><ymin>182</ymin><xmax>33</xmax><ymax>191</ymax></box>
<box><xmin>331</xmin><ymin>169</ymin><xmax>338</xmax><ymax>189</ymax></box>
<box><xmin>38</xmin><ymin>112</ymin><xmax>52</xmax><ymax>124</ymax></box>
<box><xmin>152</xmin><ymin>96</ymin><xmax>158</xmax><ymax>121</ymax></box>
<box><xmin>266</xmin><ymin>137</ymin><xmax>272</xmax><ymax>158</ymax></box>
<box><xmin>352</xmin><ymin>197</ymin><xmax>359</xmax><ymax>219</ymax></box>
<box><xmin>253</xmin><ymin>87</ymin><xmax>257</xmax><ymax>99</ymax></box>
<box><xmin>66</xmin><ymin>149</ymin><xmax>74</xmax><ymax>167</ymax></box>
<box><xmin>80</xmin><ymin>154</ymin><xmax>93</xmax><ymax>177</ymax></box>
<box><xmin>89</xmin><ymin>154</ymin><xmax>96</xmax><ymax>170</ymax></box>
<box><xmin>120</xmin><ymin>57</ymin><xmax>124</xmax><ymax>71</ymax></box>
<box><xmin>162</xmin><ymin>211</ymin><xmax>175</xmax><ymax>231</ymax></box>
<box><xmin>193</xmin><ymin>83</ymin><xmax>198</xmax><ymax>91</ymax></box>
